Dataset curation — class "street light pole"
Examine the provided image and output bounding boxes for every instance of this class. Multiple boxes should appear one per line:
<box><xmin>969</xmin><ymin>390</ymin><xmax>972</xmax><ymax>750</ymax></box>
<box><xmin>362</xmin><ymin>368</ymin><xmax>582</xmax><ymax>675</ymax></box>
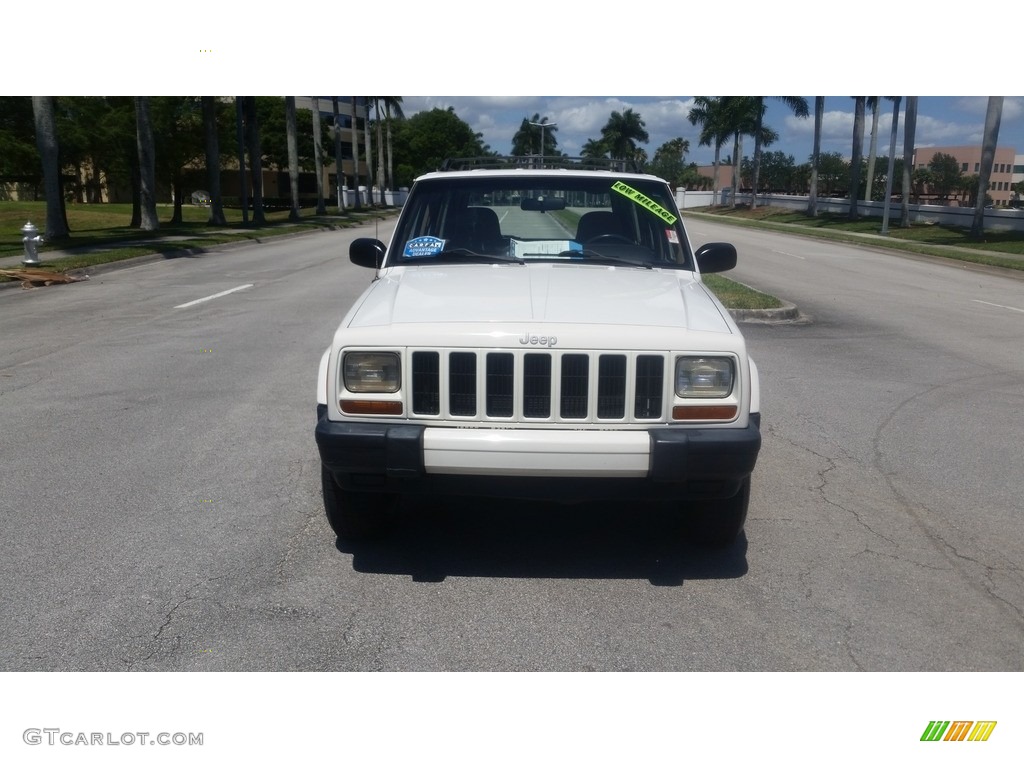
<box><xmin>528</xmin><ymin>119</ymin><xmax>556</xmax><ymax>167</ymax></box>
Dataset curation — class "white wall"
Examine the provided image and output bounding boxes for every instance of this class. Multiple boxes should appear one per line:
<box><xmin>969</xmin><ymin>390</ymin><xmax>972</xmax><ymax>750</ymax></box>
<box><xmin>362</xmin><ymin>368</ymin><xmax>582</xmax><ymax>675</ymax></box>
<box><xmin>674</xmin><ymin>189</ymin><xmax>1024</xmax><ymax>233</ymax></box>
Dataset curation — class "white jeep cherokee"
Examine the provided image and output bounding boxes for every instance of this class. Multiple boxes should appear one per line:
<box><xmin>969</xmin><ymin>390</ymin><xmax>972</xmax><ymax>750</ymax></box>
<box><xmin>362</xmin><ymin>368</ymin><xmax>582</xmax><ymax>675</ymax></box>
<box><xmin>315</xmin><ymin>158</ymin><xmax>761</xmax><ymax>546</ymax></box>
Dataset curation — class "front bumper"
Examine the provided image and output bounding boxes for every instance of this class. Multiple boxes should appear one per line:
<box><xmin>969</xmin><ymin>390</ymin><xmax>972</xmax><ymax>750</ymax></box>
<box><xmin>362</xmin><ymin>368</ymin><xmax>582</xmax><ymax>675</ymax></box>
<box><xmin>315</xmin><ymin>408</ymin><xmax>760</xmax><ymax>501</ymax></box>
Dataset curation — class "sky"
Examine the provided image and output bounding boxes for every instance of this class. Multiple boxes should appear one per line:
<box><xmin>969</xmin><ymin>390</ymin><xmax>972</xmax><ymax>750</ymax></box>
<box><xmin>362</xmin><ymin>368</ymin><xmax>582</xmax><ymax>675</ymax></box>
<box><xmin>397</xmin><ymin>96</ymin><xmax>1024</xmax><ymax>166</ymax></box>
<box><xmin>10</xmin><ymin>4</ymin><xmax>1020</xmax><ymax>171</ymax></box>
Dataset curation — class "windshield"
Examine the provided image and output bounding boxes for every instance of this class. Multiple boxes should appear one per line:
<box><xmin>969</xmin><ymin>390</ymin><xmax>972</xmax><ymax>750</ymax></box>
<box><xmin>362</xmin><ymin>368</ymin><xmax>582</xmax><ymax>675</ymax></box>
<box><xmin>388</xmin><ymin>174</ymin><xmax>693</xmax><ymax>269</ymax></box>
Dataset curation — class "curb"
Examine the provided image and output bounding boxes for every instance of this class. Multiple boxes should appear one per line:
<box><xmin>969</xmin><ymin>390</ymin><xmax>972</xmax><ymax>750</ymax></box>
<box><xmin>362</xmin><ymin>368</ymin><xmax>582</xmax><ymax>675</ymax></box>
<box><xmin>728</xmin><ymin>300</ymin><xmax>802</xmax><ymax>323</ymax></box>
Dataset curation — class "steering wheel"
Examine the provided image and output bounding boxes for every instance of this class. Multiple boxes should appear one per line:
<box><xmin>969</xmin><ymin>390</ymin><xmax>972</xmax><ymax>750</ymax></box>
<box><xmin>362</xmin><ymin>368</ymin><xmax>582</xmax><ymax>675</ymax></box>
<box><xmin>585</xmin><ymin>234</ymin><xmax>634</xmax><ymax>245</ymax></box>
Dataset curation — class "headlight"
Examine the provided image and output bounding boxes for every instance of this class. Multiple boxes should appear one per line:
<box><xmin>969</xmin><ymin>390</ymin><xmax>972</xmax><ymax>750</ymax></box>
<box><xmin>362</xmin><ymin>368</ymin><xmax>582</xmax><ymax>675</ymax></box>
<box><xmin>343</xmin><ymin>352</ymin><xmax>401</xmax><ymax>393</ymax></box>
<box><xmin>675</xmin><ymin>357</ymin><xmax>734</xmax><ymax>398</ymax></box>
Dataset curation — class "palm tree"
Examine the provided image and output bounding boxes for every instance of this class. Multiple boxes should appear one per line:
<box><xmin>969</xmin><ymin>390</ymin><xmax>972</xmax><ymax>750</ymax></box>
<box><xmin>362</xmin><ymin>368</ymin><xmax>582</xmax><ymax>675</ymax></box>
<box><xmin>235</xmin><ymin>97</ymin><xmax>249</xmax><ymax>225</ymax></box>
<box><xmin>134</xmin><ymin>96</ymin><xmax>159</xmax><ymax>231</ymax></box>
<box><xmin>285</xmin><ymin>96</ymin><xmax>301</xmax><ymax>221</ymax></box>
<box><xmin>244</xmin><ymin>96</ymin><xmax>266</xmax><ymax>225</ymax></box>
<box><xmin>382</xmin><ymin>97</ymin><xmax>404</xmax><ymax>195</ymax></box>
<box><xmin>201</xmin><ymin>97</ymin><xmax>227</xmax><ymax>225</ymax></box>
<box><xmin>864</xmin><ymin>97</ymin><xmax>881</xmax><ymax>202</ymax></box>
<box><xmin>807</xmin><ymin>97</ymin><xmax>824</xmax><ymax>216</ymax></box>
<box><xmin>580</xmin><ymin>138</ymin><xmax>607</xmax><ymax>159</ymax></box>
<box><xmin>363</xmin><ymin>98</ymin><xmax>374</xmax><ymax>205</ymax></box>
<box><xmin>310</xmin><ymin>97</ymin><xmax>327</xmax><ymax>215</ymax></box>
<box><xmin>688</xmin><ymin>97</ymin><xmax>731</xmax><ymax>206</ymax></box>
<box><xmin>970</xmin><ymin>96</ymin><xmax>1004</xmax><ymax>240</ymax></box>
<box><xmin>331</xmin><ymin>97</ymin><xmax>345</xmax><ymax>212</ymax></box>
<box><xmin>512</xmin><ymin>113</ymin><xmax>559</xmax><ymax>158</ymax></box>
<box><xmin>849</xmin><ymin>97</ymin><xmax>865</xmax><ymax>220</ymax></box>
<box><xmin>880</xmin><ymin>97</ymin><xmax>902</xmax><ymax>234</ymax></box>
<box><xmin>720</xmin><ymin>97</ymin><xmax>769</xmax><ymax>206</ymax></box>
<box><xmin>373</xmin><ymin>98</ymin><xmax>386</xmax><ymax>204</ymax></box>
<box><xmin>750</xmin><ymin>97</ymin><xmax>808</xmax><ymax>208</ymax></box>
<box><xmin>350</xmin><ymin>96</ymin><xmax>362</xmax><ymax>212</ymax></box>
<box><xmin>600</xmin><ymin>108</ymin><xmax>648</xmax><ymax>163</ymax></box>
<box><xmin>31</xmin><ymin>96</ymin><xmax>70</xmax><ymax>240</ymax></box>
<box><xmin>900</xmin><ymin>97</ymin><xmax>918</xmax><ymax>228</ymax></box>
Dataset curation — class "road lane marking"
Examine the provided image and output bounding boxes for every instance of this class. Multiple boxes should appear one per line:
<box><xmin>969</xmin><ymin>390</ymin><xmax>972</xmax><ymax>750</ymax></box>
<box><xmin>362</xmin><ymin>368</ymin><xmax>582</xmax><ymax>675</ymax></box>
<box><xmin>773</xmin><ymin>249</ymin><xmax>806</xmax><ymax>260</ymax></box>
<box><xmin>973</xmin><ymin>299</ymin><xmax>1024</xmax><ymax>314</ymax></box>
<box><xmin>174</xmin><ymin>284</ymin><xmax>254</xmax><ymax>309</ymax></box>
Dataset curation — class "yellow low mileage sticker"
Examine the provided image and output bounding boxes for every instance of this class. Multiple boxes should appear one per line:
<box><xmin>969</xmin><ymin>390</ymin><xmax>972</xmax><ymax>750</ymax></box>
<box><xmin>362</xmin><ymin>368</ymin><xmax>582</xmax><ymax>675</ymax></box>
<box><xmin>611</xmin><ymin>181</ymin><xmax>678</xmax><ymax>225</ymax></box>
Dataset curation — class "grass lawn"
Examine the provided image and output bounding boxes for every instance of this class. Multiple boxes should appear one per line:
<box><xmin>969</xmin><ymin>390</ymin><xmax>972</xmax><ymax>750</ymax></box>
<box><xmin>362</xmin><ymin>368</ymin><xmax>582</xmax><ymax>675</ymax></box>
<box><xmin>692</xmin><ymin>205</ymin><xmax>1024</xmax><ymax>271</ymax></box>
<box><xmin>0</xmin><ymin>201</ymin><xmax>396</xmax><ymax>261</ymax></box>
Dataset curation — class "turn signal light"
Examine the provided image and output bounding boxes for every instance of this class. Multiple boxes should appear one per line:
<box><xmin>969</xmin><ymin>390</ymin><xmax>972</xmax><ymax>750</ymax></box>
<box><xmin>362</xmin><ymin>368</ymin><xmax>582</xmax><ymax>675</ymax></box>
<box><xmin>340</xmin><ymin>400</ymin><xmax>403</xmax><ymax>416</ymax></box>
<box><xmin>672</xmin><ymin>405</ymin><xmax>738</xmax><ymax>421</ymax></box>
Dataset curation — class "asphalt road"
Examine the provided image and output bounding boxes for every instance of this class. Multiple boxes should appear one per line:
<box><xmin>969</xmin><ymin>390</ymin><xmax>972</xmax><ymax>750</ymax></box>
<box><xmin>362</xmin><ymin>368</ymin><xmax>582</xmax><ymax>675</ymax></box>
<box><xmin>1</xmin><ymin>218</ymin><xmax>1021</xmax><ymax>671</ymax></box>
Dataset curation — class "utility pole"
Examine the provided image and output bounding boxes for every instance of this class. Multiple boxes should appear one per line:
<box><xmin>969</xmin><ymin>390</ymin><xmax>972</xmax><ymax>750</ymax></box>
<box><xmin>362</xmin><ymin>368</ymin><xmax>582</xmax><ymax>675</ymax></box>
<box><xmin>528</xmin><ymin>119</ymin><xmax>556</xmax><ymax>167</ymax></box>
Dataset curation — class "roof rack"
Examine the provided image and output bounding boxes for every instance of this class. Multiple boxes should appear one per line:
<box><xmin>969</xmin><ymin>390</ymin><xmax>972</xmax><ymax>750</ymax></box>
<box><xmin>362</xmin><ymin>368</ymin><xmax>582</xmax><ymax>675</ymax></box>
<box><xmin>439</xmin><ymin>156</ymin><xmax>642</xmax><ymax>173</ymax></box>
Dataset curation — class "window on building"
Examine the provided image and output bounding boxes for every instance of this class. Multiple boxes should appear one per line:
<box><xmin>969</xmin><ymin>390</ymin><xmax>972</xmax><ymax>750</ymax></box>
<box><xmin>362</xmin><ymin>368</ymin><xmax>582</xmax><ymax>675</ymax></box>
<box><xmin>975</xmin><ymin>163</ymin><xmax>980</xmax><ymax>172</ymax></box>
<box><xmin>962</xmin><ymin>163</ymin><xmax>968</xmax><ymax>172</ymax></box>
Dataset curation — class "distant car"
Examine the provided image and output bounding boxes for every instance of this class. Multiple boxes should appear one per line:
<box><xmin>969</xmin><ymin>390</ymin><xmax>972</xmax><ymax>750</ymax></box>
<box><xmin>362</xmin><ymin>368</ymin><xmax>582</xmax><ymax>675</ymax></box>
<box><xmin>315</xmin><ymin>157</ymin><xmax>761</xmax><ymax>547</ymax></box>
<box><xmin>191</xmin><ymin>190</ymin><xmax>211</xmax><ymax>206</ymax></box>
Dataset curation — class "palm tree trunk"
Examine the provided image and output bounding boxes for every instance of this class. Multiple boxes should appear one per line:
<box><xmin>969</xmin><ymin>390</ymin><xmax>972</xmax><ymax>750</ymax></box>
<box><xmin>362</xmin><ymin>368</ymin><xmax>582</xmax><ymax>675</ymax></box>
<box><xmin>900</xmin><ymin>97</ymin><xmax>918</xmax><ymax>228</ymax></box>
<box><xmin>880</xmin><ymin>97</ymin><xmax>901</xmax><ymax>234</ymax></box>
<box><xmin>331</xmin><ymin>97</ymin><xmax>345</xmax><ymax>212</ymax></box>
<box><xmin>311</xmin><ymin>97</ymin><xmax>327</xmax><ymax>215</ymax></box>
<box><xmin>375</xmin><ymin>99</ymin><xmax>386</xmax><ymax>205</ymax></box>
<box><xmin>808</xmin><ymin>97</ymin><xmax>823</xmax><ymax>217</ymax></box>
<box><xmin>712</xmin><ymin>145</ymin><xmax>721</xmax><ymax>207</ymax></box>
<box><xmin>31</xmin><ymin>95</ymin><xmax>70</xmax><ymax>240</ymax></box>
<box><xmin>386</xmin><ymin>101</ymin><xmax>396</xmax><ymax>194</ymax></box>
<box><xmin>970</xmin><ymin>97</ymin><xmax>1004</xmax><ymax>240</ymax></box>
<box><xmin>731</xmin><ymin>134</ymin><xmax>742</xmax><ymax>207</ymax></box>
<box><xmin>135</xmin><ymin>96</ymin><xmax>159</xmax><ymax>231</ymax></box>
<box><xmin>350</xmin><ymin>97</ymin><xmax>362</xmax><ymax>212</ymax></box>
<box><xmin>235</xmin><ymin>97</ymin><xmax>249</xmax><ymax>225</ymax></box>
<box><xmin>363</xmin><ymin>99</ymin><xmax>374</xmax><ymax>206</ymax></box>
<box><xmin>864</xmin><ymin>98</ymin><xmax>880</xmax><ymax>202</ymax></box>
<box><xmin>848</xmin><ymin>97</ymin><xmax>865</xmax><ymax>221</ymax></box>
<box><xmin>285</xmin><ymin>96</ymin><xmax>301</xmax><ymax>221</ymax></box>
<box><xmin>202</xmin><ymin>96</ymin><xmax>227</xmax><ymax>225</ymax></box>
<box><xmin>244</xmin><ymin>96</ymin><xmax>266</xmax><ymax>225</ymax></box>
<box><xmin>750</xmin><ymin>97</ymin><xmax>765</xmax><ymax>209</ymax></box>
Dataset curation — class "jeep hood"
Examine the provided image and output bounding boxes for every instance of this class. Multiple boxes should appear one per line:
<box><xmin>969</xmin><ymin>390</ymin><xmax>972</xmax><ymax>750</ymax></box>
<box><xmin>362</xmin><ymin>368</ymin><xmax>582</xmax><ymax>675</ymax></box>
<box><xmin>347</xmin><ymin>264</ymin><xmax>732</xmax><ymax>333</ymax></box>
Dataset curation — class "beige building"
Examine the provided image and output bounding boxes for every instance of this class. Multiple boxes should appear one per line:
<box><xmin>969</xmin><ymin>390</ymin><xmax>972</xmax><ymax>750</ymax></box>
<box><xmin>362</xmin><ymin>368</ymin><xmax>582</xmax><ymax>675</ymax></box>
<box><xmin>912</xmin><ymin>145</ymin><xmax>1017</xmax><ymax>206</ymax></box>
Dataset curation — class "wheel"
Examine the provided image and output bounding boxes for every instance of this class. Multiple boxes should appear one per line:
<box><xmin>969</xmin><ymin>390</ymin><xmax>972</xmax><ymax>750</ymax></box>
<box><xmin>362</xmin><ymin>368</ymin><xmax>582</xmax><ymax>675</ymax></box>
<box><xmin>320</xmin><ymin>466</ymin><xmax>395</xmax><ymax>541</ymax></box>
<box><xmin>682</xmin><ymin>477</ymin><xmax>750</xmax><ymax>548</ymax></box>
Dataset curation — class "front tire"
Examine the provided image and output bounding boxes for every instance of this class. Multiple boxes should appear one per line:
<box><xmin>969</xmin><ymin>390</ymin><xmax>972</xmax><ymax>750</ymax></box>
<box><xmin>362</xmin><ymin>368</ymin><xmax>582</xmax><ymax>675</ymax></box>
<box><xmin>321</xmin><ymin>466</ymin><xmax>395</xmax><ymax>541</ymax></box>
<box><xmin>683</xmin><ymin>477</ymin><xmax>750</xmax><ymax>548</ymax></box>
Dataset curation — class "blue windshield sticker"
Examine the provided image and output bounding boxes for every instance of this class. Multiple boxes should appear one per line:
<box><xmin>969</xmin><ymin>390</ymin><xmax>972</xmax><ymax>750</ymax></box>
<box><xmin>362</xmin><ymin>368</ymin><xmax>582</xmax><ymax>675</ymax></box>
<box><xmin>404</xmin><ymin>236</ymin><xmax>446</xmax><ymax>258</ymax></box>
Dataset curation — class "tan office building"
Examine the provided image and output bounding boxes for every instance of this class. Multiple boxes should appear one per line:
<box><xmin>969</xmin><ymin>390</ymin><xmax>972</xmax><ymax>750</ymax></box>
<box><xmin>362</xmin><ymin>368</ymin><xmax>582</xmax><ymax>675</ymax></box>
<box><xmin>913</xmin><ymin>145</ymin><xmax>1017</xmax><ymax>206</ymax></box>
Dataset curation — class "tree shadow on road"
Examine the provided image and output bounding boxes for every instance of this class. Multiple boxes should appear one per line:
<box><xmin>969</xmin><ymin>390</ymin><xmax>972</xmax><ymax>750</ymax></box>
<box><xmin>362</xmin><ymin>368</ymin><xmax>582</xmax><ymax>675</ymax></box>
<box><xmin>334</xmin><ymin>494</ymin><xmax>748</xmax><ymax>586</ymax></box>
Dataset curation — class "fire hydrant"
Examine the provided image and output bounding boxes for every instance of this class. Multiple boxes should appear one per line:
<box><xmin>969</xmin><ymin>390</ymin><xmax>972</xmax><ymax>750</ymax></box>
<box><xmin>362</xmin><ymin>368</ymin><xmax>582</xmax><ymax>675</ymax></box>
<box><xmin>22</xmin><ymin>221</ymin><xmax>44</xmax><ymax>266</ymax></box>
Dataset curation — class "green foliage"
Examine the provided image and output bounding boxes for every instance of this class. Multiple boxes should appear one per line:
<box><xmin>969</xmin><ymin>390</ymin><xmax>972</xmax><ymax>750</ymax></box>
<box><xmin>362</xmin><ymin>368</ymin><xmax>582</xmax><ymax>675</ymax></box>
<box><xmin>646</xmin><ymin>137</ymin><xmax>690</xmax><ymax>184</ymax></box>
<box><xmin>599</xmin><ymin>109</ymin><xmax>649</xmax><ymax>161</ymax></box>
<box><xmin>0</xmin><ymin>97</ymin><xmax>39</xmax><ymax>181</ymax></box>
<box><xmin>741</xmin><ymin>150</ymin><xmax>796</xmax><ymax>192</ymax></box>
<box><xmin>927</xmin><ymin>152</ymin><xmax>962</xmax><ymax>199</ymax></box>
<box><xmin>511</xmin><ymin>114</ymin><xmax>559</xmax><ymax>157</ymax></box>
<box><xmin>253</xmin><ymin>97</ymin><xmax>324</xmax><ymax>171</ymax></box>
<box><xmin>389</xmin><ymin>107</ymin><xmax>493</xmax><ymax>184</ymax></box>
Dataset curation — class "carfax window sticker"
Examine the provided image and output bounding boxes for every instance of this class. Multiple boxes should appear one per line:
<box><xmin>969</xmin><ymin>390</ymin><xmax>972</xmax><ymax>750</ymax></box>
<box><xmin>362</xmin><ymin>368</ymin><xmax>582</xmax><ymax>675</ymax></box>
<box><xmin>404</xmin><ymin>235</ymin><xmax>447</xmax><ymax>258</ymax></box>
<box><xmin>611</xmin><ymin>181</ymin><xmax>678</xmax><ymax>225</ymax></box>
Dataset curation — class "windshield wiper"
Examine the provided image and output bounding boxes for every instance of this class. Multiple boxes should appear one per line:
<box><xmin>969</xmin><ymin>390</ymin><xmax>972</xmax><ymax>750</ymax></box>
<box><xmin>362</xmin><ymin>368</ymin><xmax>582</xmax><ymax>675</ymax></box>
<box><xmin>558</xmin><ymin>249</ymin><xmax>654</xmax><ymax>269</ymax></box>
<box><xmin>424</xmin><ymin>248</ymin><xmax>525</xmax><ymax>265</ymax></box>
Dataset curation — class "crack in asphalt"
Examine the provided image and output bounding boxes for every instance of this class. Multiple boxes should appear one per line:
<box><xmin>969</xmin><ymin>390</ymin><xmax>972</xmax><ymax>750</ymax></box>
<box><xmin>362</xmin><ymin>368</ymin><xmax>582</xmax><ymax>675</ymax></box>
<box><xmin>871</xmin><ymin>377</ymin><xmax>1024</xmax><ymax>626</ymax></box>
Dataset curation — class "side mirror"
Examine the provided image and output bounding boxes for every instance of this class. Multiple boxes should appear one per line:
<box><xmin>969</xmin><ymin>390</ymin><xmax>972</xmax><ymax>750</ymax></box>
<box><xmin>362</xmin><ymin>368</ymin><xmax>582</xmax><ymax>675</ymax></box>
<box><xmin>695</xmin><ymin>242</ymin><xmax>737</xmax><ymax>274</ymax></box>
<box><xmin>350</xmin><ymin>238</ymin><xmax>386</xmax><ymax>269</ymax></box>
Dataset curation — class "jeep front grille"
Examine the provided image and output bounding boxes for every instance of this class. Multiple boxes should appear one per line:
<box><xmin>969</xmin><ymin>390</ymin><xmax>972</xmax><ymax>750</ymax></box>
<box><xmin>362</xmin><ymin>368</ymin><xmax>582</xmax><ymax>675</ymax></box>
<box><xmin>409</xmin><ymin>350</ymin><xmax>665</xmax><ymax>423</ymax></box>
